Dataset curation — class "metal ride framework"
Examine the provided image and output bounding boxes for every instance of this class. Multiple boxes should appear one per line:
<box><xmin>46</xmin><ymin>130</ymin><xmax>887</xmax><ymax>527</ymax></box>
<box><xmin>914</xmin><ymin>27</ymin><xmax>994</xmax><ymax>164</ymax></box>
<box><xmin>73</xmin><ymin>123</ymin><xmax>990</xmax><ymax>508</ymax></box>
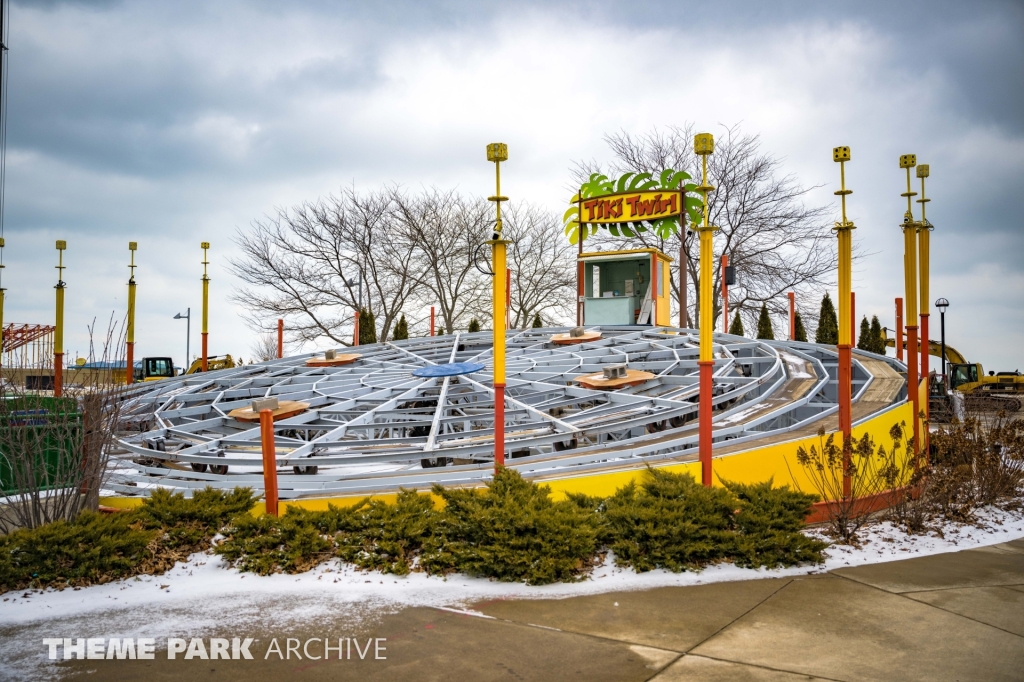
<box><xmin>109</xmin><ymin>326</ymin><xmax>905</xmax><ymax>500</ymax></box>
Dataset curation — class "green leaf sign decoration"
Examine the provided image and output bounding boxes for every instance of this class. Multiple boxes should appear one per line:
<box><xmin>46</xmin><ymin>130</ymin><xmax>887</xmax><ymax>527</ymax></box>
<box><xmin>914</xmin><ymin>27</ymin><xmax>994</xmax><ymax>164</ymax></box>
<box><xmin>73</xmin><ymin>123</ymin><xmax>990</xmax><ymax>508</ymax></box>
<box><xmin>563</xmin><ymin>169</ymin><xmax>703</xmax><ymax>245</ymax></box>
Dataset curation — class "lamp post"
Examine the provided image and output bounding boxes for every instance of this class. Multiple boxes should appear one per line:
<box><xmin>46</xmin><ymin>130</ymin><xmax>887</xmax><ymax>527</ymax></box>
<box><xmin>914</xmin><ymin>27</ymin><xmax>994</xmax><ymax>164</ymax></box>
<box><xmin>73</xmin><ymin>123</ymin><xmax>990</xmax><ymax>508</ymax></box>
<box><xmin>126</xmin><ymin>242</ymin><xmax>137</xmax><ymax>385</ymax></box>
<box><xmin>916</xmin><ymin>164</ymin><xmax>932</xmax><ymax>455</ymax></box>
<box><xmin>0</xmin><ymin>237</ymin><xmax>5</xmax><ymax>369</ymax></box>
<box><xmin>832</xmin><ymin>146</ymin><xmax>855</xmax><ymax>498</ymax></box>
<box><xmin>899</xmin><ymin>154</ymin><xmax>921</xmax><ymax>456</ymax></box>
<box><xmin>486</xmin><ymin>142</ymin><xmax>510</xmax><ymax>472</ymax></box>
<box><xmin>200</xmin><ymin>242</ymin><xmax>210</xmax><ymax>372</ymax></box>
<box><xmin>54</xmin><ymin>240</ymin><xmax>67</xmax><ymax>398</ymax></box>
<box><xmin>936</xmin><ymin>298</ymin><xmax>949</xmax><ymax>382</ymax></box>
<box><xmin>174</xmin><ymin>308</ymin><xmax>190</xmax><ymax>372</ymax></box>
<box><xmin>694</xmin><ymin>132</ymin><xmax>718</xmax><ymax>487</ymax></box>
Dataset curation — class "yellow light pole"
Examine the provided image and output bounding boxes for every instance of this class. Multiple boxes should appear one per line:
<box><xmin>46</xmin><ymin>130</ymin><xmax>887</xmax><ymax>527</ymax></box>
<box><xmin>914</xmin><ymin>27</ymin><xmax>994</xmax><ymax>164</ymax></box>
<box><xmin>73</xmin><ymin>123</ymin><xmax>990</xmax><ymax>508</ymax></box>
<box><xmin>126</xmin><ymin>242</ymin><xmax>138</xmax><ymax>385</ymax></box>
<box><xmin>694</xmin><ymin>132</ymin><xmax>718</xmax><ymax>487</ymax></box>
<box><xmin>899</xmin><ymin>154</ymin><xmax>921</xmax><ymax>456</ymax></box>
<box><xmin>0</xmin><ymin>237</ymin><xmax>5</xmax><ymax>369</ymax></box>
<box><xmin>486</xmin><ymin>142</ymin><xmax>509</xmax><ymax>471</ymax></box>
<box><xmin>201</xmin><ymin>241</ymin><xmax>210</xmax><ymax>372</ymax></box>
<box><xmin>916</xmin><ymin>164</ymin><xmax>931</xmax><ymax>457</ymax></box>
<box><xmin>54</xmin><ymin>240</ymin><xmax>67</xmax><ymax>397</ymax></box>
<box><xmin>832</xmin><ymin>146</ymin><xmax>855</xmax><ymax>497</ymax></box>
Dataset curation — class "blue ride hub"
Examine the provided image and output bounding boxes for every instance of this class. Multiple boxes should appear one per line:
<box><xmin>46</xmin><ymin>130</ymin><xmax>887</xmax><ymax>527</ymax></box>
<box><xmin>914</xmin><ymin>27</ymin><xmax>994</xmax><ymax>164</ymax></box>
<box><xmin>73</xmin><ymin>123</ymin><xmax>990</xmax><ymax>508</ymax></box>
<box><xmin>412</xmin><ymin>362</ymin><xmax>485</xmax><ymax>378</ymax></box>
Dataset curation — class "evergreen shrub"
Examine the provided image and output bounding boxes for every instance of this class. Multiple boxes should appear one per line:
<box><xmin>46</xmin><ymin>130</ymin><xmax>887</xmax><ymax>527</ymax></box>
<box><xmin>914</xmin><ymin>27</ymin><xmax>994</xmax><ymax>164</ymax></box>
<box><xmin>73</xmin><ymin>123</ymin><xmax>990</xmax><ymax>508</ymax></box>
<box><xmin>0</xmin><ymin>487</ymin><xmax>256</xmax><ymax>592</ymax></box>
<box><xmin>794</xmin><ymin>311</ymin><xmax>808</xmax><ymax>342</ymax></box>
<box><xmin>756</xmin><ymin>304</ymin><xmax>775</xmax><ymax>340</ymax></box>
<box><xmin>729</xmin><ymin>310</ymin><xmax>744</xmax><ymax>336</ymax></box>
<box><xmin>392</xmin><ymin>314</ymin><xmax>409</xmax><ymax>341</ymax></box>
<box><xmin>815</xmin><ymin>293</ymin><xmax>838</xmax><ymax>344</ymax></box>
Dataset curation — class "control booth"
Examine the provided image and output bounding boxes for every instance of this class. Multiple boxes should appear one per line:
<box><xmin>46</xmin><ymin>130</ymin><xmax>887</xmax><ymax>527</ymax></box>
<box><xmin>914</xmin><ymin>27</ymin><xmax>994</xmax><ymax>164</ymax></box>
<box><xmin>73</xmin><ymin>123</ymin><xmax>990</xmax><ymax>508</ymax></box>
<box><xmin>578</xmin><ymin>248</ymin><xmax>673</xmax><ymax>326</ymax></box>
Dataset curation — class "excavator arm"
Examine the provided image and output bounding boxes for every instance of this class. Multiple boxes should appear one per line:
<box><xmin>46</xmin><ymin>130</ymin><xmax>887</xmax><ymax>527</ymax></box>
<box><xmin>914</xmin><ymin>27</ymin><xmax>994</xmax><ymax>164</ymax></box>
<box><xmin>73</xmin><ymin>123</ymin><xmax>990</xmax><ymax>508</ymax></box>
<box><xmin>881</xmin><ymin>328</ymin><xmax>968</xmax><ymax>365</ymax></box>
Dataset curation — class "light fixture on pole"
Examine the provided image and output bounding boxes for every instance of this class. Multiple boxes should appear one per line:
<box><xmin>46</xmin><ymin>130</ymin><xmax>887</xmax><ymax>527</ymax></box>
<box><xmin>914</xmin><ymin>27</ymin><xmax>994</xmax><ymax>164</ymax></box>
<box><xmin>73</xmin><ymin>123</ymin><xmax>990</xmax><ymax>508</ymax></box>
<box><xmin>174</xmin><ymin>308</ymin><xmax>190</xmax><ymax>373</ymax></box>
<box><xmin>200</xmin><ymin>242</ymin><xmax>210</xmax><ymax>372</ymax></box>
<box><xmin>899</xmin><ymin>154</ymin><xmax>921</xmax><ymax>457</ymax></box>
<box><xmin>126</xmin><ymin>242</ymin><xmax>138</xmax><ymax>385</ymax></box>
<box><xmin>486</xmin><ymin>142</ymin><xmax>510</xmax><ymax>472</ymax></box>
<box><xmin>916</xmin><ymin>164</ymin><xmax>933</xmax><ymax>456</ymax></box>
<box><xmin>935</xmin><ymin>297</ymin><xmax>949</xmax><ymax>381</ymax></box>
<box><xmin>54</xmin><ymin>240</ymin><xmax>67</xmax><ymax>397</ymax></box>
<box><xmin>832</xmin><ymin>146</ymin><xmax>855</xmax><ymax>498</ymax></box>
<box><xmin>694</xmin><ymin>132</ymin><xmax>718</xmax><ymax>487</ymax></box>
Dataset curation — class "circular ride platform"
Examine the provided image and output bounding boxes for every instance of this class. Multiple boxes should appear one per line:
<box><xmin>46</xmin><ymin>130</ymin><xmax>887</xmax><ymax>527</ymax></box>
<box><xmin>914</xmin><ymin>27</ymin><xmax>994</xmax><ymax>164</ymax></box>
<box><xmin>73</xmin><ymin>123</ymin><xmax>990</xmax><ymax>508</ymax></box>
<box><xmin>108</xmin><ymin>327</ymin><xmax>908</xmax><ymax>503</ymax></box>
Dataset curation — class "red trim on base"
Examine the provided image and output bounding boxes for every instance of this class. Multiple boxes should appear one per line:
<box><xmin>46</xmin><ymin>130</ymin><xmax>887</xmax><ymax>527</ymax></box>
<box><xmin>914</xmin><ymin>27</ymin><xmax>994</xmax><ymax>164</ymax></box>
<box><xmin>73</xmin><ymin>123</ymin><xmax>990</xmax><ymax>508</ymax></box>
<box><xmin>260</xmin><ymin>409</ymin><xmax>279</xmax><ymax>516</ymax></box>
<box><xmin>54</xmin><ymin>353</ymin><xmax>63</xmax><ymax>397</ymax></box>
<box><xmin>126</xmin><ymin>342</ymin><xmax>134</xmax><ymax>385</ymax></box>
<box><xmin>906</xmin><ymin>325</ymin><xmax>920</xmax><ymax>456</ymax></box>
<box><xmin>698</xmin><ymin>359</ymin><xmax>714</xmax><ymax>487</ymax></box>
<box><xmin>494</xmin><ymin>383</ymin><xmax>505</xmax><ymax>470</ymax></box>
<box><xmin>805</xmin><ymin>485</ymin><xmax>920</xmax><ymax>525</ymax></box>
<box><xmin>920</xmin><ymin>314</ymin><xmax>930</xmax><ymax>460</ymax></box>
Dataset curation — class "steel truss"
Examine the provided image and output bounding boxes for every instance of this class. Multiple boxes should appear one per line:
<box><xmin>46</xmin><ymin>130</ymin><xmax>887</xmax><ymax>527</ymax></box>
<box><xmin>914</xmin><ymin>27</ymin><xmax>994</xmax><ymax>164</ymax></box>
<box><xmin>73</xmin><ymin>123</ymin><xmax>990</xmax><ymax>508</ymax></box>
<box><xmin>109</xmin><ymin>327</ymin><xmax>903</xmax><ymax>499</ymax></box>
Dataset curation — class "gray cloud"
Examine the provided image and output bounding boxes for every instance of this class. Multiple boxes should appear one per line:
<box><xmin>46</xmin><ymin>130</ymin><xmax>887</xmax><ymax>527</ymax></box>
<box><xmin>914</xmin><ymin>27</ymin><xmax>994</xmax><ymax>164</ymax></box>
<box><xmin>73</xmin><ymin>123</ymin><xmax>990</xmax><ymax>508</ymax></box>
<box><xmin>1</xmin><ymin>0</ymin><xmax>1022</xmax><ymax>370</ymax></box>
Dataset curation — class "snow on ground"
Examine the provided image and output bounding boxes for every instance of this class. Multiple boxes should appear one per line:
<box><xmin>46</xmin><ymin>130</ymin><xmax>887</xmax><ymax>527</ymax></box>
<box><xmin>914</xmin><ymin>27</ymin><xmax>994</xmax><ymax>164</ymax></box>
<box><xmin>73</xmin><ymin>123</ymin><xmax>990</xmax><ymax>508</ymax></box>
<box><xmin>1</xmin><ymin>507</ymin><xmax>1023</xmax><ymax>679</ymax></box>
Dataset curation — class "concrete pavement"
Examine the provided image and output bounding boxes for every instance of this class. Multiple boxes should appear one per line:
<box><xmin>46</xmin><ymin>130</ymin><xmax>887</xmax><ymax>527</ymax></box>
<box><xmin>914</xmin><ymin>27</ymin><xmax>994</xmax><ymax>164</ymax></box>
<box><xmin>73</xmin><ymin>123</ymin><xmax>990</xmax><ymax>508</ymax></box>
<box><xmin>36</xmin><ymin>537</ymin><xmax>1024</xmax><ymax>681</ymax></box>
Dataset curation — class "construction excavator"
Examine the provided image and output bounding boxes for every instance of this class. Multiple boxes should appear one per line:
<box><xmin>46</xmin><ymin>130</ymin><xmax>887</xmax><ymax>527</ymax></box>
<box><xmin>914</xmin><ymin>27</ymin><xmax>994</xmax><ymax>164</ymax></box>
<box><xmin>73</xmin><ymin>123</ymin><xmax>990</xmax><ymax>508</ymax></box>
<box><xmin>882</xmin><ymin>329</ymin><xmax>1022</xmax><ymax>416</ymax></box>
<box><xmin>133</xmin><ymin>354</ymin><xmax>237</xmax><ymax>382</ymax></box>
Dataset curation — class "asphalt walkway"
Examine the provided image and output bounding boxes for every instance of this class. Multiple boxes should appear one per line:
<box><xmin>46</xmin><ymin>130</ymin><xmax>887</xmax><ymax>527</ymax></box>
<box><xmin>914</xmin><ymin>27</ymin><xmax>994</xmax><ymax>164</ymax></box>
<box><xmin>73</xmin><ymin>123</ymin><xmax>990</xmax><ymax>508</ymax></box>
<box><xmin>43</xmin><ymin>537</ymin><xmax>1024</xmax><ymax>681</ymax></box>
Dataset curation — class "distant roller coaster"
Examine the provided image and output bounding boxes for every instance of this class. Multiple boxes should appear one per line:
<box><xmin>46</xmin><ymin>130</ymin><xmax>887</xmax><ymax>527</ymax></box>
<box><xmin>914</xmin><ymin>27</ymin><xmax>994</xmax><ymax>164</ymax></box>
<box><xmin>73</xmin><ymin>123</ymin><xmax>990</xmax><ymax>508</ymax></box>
<box><xmin>109</xmin><ymin>326</ymin><xmax>907</xmax><ymax>501</ymax></box>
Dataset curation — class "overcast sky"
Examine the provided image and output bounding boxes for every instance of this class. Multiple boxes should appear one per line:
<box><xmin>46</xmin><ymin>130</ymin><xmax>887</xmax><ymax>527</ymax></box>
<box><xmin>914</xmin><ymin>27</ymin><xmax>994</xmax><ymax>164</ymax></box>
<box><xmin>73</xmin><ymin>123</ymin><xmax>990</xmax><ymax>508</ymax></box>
<box><xmin>3</xmin><ymin>0</ymin><xmax>1022</xmax><ymax>369</ymax></box>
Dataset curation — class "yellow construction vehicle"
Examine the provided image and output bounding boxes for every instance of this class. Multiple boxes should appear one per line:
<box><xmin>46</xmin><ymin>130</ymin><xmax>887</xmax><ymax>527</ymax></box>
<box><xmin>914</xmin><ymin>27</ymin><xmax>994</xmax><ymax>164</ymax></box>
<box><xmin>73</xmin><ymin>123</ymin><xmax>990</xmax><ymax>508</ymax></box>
<box><xmin>134</xmin><ymin>357</ymin><xmax>176</xmax><ymax>382</ymax></box>
<box><xmin>184</xmin><ymin>354</ymin><xmax>236</xmax><ymax>374</ymax></box>
<box><xmin>882</xmin><ymin>329</ymin><xmax>1022</xmax><ymax>413</ymax></box>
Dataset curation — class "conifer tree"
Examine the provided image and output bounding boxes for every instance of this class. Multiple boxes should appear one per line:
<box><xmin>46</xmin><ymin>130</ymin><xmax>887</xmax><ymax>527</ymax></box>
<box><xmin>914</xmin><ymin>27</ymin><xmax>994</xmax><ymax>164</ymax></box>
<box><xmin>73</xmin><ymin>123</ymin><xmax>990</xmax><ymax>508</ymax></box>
<box><xmin>794</xmin><ymin>311</ymin><xmax>808</xmax><ymax>342</ymax></box>
<box><xmin>815</xmin><ymin>293</ymin><xmax>838</xmax><ymax>344</ymax></box>
<box><xmin>869</xmin><ymin>315</ymin><xmax>884</xmax><ymax>354</ymax></box>
<box><xmin>857</xmin><ymin>316</ymin><xmax>871</xmax><ymax>351</ymax></box>
<box><xmin>358</xmin><ymin>307</ymin><xmax>377</xmax><ymax>345</ymax></box>
<box><xmin>532</xmin><ymin>313</ymin><xmax>543</xmax><ymax>328</ymax></box>
<box><xmin>756</xmin><ymin>303</ymin><xmax>775</xmax><ymax>340</ymax></box>
<box><xmin>392</xmin><ymin>314</ymin><xmax>408</xmax><ymax>341</ymax></box>
<box><xmin>728</xmin><ymin>309</ymin><xmax>744</xmax><ymax>336</ymax></box>
<box><xmin>467</xmin><ymin>318</ymin><xmax>481</xmax><ymax>333</ymax></box>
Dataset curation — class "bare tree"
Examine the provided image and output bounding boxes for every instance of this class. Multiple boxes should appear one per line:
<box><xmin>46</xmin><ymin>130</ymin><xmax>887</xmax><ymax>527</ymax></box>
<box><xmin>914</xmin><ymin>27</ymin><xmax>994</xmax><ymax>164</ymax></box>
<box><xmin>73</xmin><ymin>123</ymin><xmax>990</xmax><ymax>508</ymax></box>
<box><xmin>573</xmin><ymin>124</ymin><xmax>836</xmax><ymax>332</ymax></box>
<box><xmin>504</xmin><ymin>203</ymin><xmax>576</xmax><ymax>328</ymax></box>
<box><xmin>0</xmin><ymin>314</ymin><xmax>127</xmax><ymax>532</ymax></box>
<box><xmin>251</xmin><ymin>332</ymin><xmax>279</xmax><ymax>362</ymax></box>
<box><xmin>393</xmin><ymin>188</ymin><xmax>491</xmax><ymax>334</ymax></box>
<box><xmin>229</xmin><ymin>187</ymin><xmax>419</xmax><ymax>345</ymax></box>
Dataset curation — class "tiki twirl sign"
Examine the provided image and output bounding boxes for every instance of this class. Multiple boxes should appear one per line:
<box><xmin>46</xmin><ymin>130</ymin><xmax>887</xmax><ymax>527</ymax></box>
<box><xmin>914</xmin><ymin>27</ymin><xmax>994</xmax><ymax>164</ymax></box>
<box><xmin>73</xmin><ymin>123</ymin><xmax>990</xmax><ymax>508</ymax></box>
<box><xmin>580</xmin><ymin>191</ymin><xmax>682</xmax><ymax>224</ymax></box>
<box><xmin>564</xmin><ymin>170</ymin><xmax>703</xmax><ymax>243</ymax></box>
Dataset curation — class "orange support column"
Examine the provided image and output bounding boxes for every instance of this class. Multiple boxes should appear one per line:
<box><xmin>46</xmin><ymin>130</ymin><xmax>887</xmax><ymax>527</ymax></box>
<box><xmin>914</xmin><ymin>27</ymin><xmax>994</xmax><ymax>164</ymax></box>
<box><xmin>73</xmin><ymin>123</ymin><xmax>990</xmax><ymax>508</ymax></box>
<box><xmin>788</xmin><ymin>292</ymin><xmax>795</xmax><ymax>340</ymax></box>
<box><xmin>429</xmin><ymin>306</ymin><xmax>434</xmax><ymax>337</ymax></box>
<box><xmin>260</xmin><ymin>409</ymin><xmax>279</xmax><ymax>516</ymax></box>
<box><xmin>277</xmin><ymin>319</ymin><xmax>283</xmax><ymax>359</ymax></box>
<box><xmin>354</xmin><ymin>308</ymin><xmax>360</xmax><ymax>346</ymax></box>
